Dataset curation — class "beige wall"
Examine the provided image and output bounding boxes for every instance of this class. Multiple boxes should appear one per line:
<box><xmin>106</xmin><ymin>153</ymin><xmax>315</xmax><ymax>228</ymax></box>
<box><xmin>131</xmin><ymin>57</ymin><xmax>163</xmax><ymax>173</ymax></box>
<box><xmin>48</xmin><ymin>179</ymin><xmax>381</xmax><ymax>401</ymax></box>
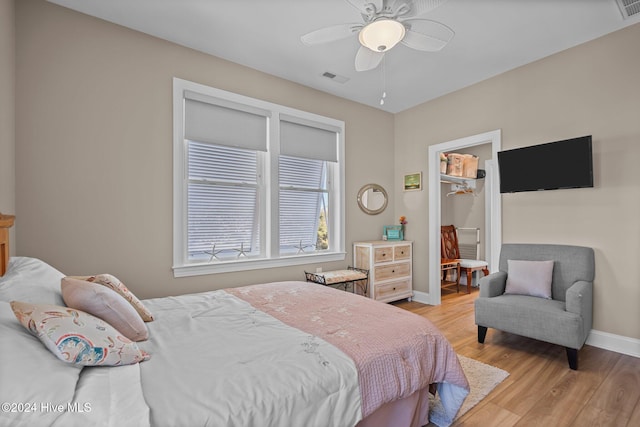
<box><xmin>14</xmin><ymin>0</ymin><xmax>395</xmax><ymax>298</ymax></box>
<box><xmin>395</xmin><ymin>23</ymin><xmax>640</xmax><ymax>340</ymax></box>
<box><xmin>0</xmin><ymin>0</ymin><xmax>16</xmax><ymax>251</ymax></box>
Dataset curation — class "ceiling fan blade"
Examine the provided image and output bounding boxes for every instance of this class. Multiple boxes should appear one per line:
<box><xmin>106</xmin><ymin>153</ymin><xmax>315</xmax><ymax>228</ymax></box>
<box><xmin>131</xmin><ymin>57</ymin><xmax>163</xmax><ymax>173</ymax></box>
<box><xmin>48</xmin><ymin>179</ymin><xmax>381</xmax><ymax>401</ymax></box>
<box><xmin>399</xmin><ymin>0</ymin><xmax>450</xmax><ymax>18</ymax></box>
<box><xmin>401</xmin><ymin>19</ymin><xmax>454</xmax><ymax>51</ymax></box>
<box><xmin>301</xmin><ymin>23</ymin><xmax>362</xmax><ymax>46</ymax></box>
<box><xmin>345</xmin><ymin>0</ymin><xmax>384</xmax><ymax>15</ymax></box>
<box><xmin>355</xmin><ymin>45</ymin><xmax>384</xmax><ymax>71</ymax></box>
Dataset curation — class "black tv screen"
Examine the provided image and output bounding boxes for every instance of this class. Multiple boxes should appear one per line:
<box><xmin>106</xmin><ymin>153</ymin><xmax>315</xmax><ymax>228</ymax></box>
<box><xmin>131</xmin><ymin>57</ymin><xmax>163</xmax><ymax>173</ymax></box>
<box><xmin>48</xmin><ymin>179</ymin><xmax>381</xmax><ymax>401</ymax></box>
<box><xmin>498</xmin><ymin>136</ymin><xmax>593</xmax><ymax>193</ymax></box>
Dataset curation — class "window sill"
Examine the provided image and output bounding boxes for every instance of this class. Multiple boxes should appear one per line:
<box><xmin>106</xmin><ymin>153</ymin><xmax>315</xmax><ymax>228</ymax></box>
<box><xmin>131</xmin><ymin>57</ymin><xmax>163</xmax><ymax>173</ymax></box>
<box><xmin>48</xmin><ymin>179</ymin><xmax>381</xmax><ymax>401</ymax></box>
<box><xmin>173</xmin><ymin>251</ymin><xmax>347</xmax><ymax>277</ymax></box>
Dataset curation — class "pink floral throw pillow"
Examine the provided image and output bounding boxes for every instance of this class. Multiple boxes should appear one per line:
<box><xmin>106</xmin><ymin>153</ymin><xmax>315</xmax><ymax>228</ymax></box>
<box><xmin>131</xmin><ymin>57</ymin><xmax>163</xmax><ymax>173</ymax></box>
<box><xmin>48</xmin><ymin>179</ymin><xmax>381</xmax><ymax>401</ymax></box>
<box><xmin>10</xmin><ymin>301</ymin><xmax>150</xmax><ymax>366</ymax></box>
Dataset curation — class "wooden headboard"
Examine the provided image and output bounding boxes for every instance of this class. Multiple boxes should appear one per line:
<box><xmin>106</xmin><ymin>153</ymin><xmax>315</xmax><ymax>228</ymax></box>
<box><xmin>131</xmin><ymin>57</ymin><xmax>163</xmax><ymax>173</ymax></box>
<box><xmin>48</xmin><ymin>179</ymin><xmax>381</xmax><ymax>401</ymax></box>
<box><xmin>0</xmin><ymin>214</ymin><xmax>15</xmax><ymax>276</ymax></box>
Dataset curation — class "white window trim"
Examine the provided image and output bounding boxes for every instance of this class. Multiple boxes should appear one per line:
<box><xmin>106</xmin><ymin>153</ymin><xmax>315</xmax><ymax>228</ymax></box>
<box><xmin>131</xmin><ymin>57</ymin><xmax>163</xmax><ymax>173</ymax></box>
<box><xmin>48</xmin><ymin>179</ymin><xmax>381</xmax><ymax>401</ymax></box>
<box><xmin>173</xmin><ymin>78</ymin><xmax>346</xmax><ymax>277</ymax></box>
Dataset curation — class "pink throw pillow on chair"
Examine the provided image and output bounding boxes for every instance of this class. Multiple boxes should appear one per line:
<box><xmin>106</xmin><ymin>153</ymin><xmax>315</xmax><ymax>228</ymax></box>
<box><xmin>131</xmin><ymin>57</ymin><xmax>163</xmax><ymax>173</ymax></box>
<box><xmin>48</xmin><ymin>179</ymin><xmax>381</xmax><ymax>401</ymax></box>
<box><xmin>504</xmin><ymin>259</ymin><xmax>554</xmax><ymax>299</ymax></box>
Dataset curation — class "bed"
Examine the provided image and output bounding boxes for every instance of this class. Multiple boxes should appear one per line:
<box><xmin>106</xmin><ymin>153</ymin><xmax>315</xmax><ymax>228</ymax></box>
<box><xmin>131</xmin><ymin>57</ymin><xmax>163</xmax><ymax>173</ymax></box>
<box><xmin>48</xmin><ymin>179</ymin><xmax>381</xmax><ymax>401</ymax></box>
<box><xmin>0</xmin><ymin>257</ymin><xmax>469</xmax><ymax>427</ymax></box>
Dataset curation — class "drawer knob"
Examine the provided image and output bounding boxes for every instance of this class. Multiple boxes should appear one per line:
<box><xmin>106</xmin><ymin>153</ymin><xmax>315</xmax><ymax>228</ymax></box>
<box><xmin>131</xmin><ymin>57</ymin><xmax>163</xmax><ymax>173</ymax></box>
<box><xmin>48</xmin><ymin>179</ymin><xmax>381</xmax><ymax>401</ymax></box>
<box><xmin>392</xmin><ymin>270</ymin><xmax>395</xmax><ymax>273</ymax></box>
<box><xmin>393</xmin><ymin>287</ymin><xmax>396</xmax><ymax>291</ymax></box>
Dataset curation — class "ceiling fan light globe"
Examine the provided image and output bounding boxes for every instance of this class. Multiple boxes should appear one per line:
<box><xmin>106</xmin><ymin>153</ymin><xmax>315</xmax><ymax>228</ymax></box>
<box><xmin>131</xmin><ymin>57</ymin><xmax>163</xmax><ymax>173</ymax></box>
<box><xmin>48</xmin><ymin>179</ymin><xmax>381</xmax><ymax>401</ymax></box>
<box><xmin>359</xmin><ymin>19</ymin><xmax>406</xmax><ymax>52</ymax></box>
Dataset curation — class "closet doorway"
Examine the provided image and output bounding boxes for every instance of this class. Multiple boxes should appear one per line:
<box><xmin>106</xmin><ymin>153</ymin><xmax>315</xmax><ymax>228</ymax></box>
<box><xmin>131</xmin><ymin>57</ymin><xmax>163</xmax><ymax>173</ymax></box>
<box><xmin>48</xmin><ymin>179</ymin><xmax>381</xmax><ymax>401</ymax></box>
<box><xmin>427</xmin><ymin>130</ymin><xmax>502</xmax><ymax>305</ymax></box>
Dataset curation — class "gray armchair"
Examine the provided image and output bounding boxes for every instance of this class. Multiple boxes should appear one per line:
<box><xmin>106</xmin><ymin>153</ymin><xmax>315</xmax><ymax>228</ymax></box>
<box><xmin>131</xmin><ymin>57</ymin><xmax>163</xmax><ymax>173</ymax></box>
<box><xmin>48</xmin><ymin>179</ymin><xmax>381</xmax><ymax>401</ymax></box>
<box><xmin>474</xmin><ymin>244</ymin><xmax>594</xmax><ymax>370</ymax></box>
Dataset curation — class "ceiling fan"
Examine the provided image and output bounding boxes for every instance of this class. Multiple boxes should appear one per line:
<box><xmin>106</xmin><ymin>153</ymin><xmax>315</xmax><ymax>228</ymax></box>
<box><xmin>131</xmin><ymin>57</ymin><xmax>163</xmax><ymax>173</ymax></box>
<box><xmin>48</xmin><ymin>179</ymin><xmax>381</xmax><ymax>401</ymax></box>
<box><xmin>301</xmin><ymin>0</ymin><xmax>455</xmax><ymax>72</ymax></box>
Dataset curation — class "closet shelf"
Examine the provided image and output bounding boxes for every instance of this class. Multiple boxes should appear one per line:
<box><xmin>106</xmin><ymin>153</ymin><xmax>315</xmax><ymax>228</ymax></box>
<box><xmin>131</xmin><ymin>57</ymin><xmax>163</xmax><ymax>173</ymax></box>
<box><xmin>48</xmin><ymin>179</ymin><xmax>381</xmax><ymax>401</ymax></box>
<box><xmin>440</xmin><ymin>174</ymin><xmax>476</xmax><ymax>185</ymax></box>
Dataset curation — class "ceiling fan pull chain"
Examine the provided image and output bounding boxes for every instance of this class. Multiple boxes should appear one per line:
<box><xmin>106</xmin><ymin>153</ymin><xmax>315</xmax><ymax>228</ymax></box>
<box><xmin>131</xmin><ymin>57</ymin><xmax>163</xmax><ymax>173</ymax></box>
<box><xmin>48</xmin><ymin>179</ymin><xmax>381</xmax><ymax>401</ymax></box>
<box><xmin>380</xmin><ymin>56</ymin><xmax>387</xmax><ymax>105</ymax></box>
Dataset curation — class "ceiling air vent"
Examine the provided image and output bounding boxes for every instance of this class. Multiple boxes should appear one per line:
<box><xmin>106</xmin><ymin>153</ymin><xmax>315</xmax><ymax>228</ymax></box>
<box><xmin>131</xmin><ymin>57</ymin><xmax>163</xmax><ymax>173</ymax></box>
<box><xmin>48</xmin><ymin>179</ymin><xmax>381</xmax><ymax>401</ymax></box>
<box><xmin>616</xmin><ymin>0</ymin><xmax>640</xmax><ymax>19</ymax></box>
<box><xmin>321</xmin><ymin>71</ymin><xmax>349</xmax><ymax>84</ymax></box>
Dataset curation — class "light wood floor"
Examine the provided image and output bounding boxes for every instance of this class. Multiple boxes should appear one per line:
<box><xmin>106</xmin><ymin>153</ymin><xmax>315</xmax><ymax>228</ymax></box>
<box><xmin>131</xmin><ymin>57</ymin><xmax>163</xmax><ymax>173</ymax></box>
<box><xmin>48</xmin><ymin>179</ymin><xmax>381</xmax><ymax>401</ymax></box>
<box><xmin>394</xmin><ymin>288</ymin><xmax>640</xmax><ymax>427</ymax></box>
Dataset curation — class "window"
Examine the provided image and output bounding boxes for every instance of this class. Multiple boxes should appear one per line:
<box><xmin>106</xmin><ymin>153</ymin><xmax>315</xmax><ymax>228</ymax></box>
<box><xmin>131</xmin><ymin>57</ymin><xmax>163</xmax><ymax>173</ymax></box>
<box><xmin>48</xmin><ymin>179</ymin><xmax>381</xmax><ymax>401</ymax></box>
<box><xmin>187</xmin><ymin>142</ymin><xmax>262</xmax><ymax>261</ymax></box>
<box><xmin>279</xmin><ymin>155</ymin><xmax>328</xmax><ymax>255</ymax></box>
<box><xmin>173</xmin><ymin>78</ymin><xmax>345</xmax><ymax>276</ymax></box>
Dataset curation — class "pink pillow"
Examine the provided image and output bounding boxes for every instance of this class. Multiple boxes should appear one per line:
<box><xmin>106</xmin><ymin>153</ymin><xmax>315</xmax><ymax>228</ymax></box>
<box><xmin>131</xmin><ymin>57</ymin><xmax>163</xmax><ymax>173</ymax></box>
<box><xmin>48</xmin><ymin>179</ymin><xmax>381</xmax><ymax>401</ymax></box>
<box><xmin>69</xmin><ymin>274</ymin><xmax>154</xmax><ymax>322</ymax></box>
<box><xmin>505</xmin><ymin>259</ymin><xmax>554</xmax><ymax>299</ymax></box>
<box><xmin>62</xmin><ymin>277</ymin><xmax>148</xmax><ymax>341</ymax></box>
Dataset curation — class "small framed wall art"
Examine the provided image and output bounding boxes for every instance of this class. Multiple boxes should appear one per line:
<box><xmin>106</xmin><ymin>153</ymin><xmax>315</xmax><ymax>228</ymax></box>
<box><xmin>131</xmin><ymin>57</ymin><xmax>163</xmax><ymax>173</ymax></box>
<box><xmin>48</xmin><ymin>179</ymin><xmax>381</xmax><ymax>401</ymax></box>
<box><xmin>403</xmin><ymin>172</ymin><xmax>422</xmax><ymax>191</ymax></box>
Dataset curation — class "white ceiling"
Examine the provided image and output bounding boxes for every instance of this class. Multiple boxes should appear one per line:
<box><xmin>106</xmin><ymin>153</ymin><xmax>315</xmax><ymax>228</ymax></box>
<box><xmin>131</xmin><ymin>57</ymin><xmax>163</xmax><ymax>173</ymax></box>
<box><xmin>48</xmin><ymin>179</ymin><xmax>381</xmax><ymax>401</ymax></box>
<box><xmin>48</xmin><ymin>0</ymin><xmax>639</xmax><ymax>113</ymax></box>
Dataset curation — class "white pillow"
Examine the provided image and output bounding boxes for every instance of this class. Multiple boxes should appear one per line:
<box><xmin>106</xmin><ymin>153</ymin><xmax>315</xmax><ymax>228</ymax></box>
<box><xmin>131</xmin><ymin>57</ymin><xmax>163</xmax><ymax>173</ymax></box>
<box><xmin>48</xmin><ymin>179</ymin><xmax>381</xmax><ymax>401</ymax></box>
<box><xmin>10</xmin><ymin>301</ymin><xmax>150</xmax><ymax>366</ymax></box>
<box><xmin>61</xmin><ymin>277</ymin><xmax>149</xmax><ymax>342</ymax></box>
<box><xmin>0</xmin><ymin>257</ymin><xmax>65</xmax><ymax>305</ymax></box>
<box><xmin>505</xmin><ymin>259</ymin><xmax>554</xmax><ymax>299</ymax></box>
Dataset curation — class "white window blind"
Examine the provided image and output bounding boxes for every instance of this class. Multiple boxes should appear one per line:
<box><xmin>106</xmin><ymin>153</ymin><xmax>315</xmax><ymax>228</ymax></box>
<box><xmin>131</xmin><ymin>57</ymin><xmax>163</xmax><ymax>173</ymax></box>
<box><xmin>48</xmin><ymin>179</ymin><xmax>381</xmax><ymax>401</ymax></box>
<box><xmin>279</xmin><ymin>155</ymin><xmax>328</xmax><ymax>255</ymax></box>
<box><xmin>187</xmin><ymin>141</ymin><xmax>261</xmax><ymax>261</ymax></box>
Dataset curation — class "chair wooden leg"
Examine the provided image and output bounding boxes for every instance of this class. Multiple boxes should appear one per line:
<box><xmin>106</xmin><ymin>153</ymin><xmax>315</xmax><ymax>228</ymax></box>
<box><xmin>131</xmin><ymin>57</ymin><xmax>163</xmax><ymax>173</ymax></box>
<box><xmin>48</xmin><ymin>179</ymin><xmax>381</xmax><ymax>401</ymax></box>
<box><xmin>482</xmin><ymin>267</ymin><xmax>489</xmax><ymax>276</ymax></box>
<box><xmin>466</xmin><ymin>270</ymin><xmax>472</xmax><ymax>293</ymax></box>
<box><xmin>566</xmin><ymin>348</ymin><xmax>578</xmax><ymax>370</ymax></box>
<box><xmin>478</xmin><ymin>326</ymin><xmax>488</xmax><ymax>343</ymax></box>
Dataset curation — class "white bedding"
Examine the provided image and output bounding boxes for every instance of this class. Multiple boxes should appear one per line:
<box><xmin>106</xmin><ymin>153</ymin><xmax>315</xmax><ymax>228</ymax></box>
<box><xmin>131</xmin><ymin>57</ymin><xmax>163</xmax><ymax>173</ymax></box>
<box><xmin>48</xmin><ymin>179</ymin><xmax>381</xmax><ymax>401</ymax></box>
<box><xmin>52</xmin><ymin>365</ymin><xmax>150</xmax><ymax>427</ymax></box>
<box><xmin>137</xmin><ymin>291</ymin><xmax>362</xmax><ymax>427</ymax></box>
<box><xmin>0</xmin><ymin>258</ymin><xmax>361</xmax><ymax>427</ymax></box>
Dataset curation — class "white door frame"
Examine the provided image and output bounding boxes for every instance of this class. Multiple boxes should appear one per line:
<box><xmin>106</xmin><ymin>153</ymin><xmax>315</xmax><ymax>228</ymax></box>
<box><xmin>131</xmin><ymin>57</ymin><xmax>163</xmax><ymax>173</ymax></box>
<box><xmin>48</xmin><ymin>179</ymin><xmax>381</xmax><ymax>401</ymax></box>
<box><xmin>427</xmin><ymin>129</ymin><xmax>502</xmax><ymax>305</ymax></box>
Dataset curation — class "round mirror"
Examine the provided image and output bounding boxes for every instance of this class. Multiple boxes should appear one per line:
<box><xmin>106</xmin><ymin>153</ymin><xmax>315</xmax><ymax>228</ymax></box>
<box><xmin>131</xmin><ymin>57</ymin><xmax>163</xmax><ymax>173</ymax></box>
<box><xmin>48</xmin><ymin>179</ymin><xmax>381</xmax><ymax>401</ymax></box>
<box><xmin>357</xmin><ymin>184</ymin><xmax>388</xmax><ymax>215</ymax></box>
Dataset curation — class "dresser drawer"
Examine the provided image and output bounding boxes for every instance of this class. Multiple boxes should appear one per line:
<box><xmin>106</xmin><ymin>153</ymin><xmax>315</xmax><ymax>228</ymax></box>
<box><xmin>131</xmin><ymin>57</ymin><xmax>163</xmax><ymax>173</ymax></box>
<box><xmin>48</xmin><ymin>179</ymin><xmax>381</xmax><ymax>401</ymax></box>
<box><xmin>374</xmin><ymin>247</ymin><xmax>394</xmax><ymax>263</ymax></box>
<box><xmin>375</xmin><ymin>279</ymin><xmax>411</xmax><ymax>300</ymax></box>
<box><xmin>375</xmin><ymin>262</ymin><xmax>410</xmax><ymax>281</ymax></box>
<box><xmin>394</xmin><ymin>245</ymin><xmax>411</xmax><ymax>260</ymax></box>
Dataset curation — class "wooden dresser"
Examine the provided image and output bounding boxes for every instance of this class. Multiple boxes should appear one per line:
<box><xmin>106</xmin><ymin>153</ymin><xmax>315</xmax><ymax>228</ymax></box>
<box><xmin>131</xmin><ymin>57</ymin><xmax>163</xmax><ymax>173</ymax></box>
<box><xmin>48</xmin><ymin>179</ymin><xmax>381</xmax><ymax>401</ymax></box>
<box><xmin>353</xmin><ymin>240</ymin><xmax>413</xmax><ymax>303</ymax></box>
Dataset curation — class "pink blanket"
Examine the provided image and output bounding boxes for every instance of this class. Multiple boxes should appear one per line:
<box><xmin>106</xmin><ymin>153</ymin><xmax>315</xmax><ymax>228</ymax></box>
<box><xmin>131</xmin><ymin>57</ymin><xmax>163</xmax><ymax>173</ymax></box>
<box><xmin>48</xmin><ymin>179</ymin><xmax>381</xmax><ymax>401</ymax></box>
<box><xmin>227</xmin><ymin>281</ymin><xmax>469</xmax><ymax>419</ymax></box>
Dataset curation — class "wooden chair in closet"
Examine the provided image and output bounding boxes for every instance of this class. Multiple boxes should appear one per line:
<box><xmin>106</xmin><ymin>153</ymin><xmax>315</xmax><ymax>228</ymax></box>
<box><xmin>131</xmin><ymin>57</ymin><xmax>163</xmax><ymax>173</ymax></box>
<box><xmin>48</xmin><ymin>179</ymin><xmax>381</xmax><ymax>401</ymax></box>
<box><xmin>440</xmin><ymin>224</ymin><xmax>489</xmax><ymax>293</ymax></box>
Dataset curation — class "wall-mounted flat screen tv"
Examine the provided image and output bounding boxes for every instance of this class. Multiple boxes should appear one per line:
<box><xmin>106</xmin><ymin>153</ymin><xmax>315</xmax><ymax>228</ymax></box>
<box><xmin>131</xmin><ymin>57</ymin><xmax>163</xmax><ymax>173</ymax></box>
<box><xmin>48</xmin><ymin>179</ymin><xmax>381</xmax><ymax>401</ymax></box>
<box><xmin>498</xmin><ymin>136</ymin><xmax>593</xmax><ymax>193</ymax></box>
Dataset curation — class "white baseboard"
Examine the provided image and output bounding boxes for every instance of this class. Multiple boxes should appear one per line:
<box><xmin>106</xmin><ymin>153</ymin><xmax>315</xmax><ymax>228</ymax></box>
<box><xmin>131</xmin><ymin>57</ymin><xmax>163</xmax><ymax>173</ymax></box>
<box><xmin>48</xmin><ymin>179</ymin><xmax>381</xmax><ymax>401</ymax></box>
<box><xmin>411</xmin><ymin>290</ymin><xmax>431</xmax><ymax>304</ymax></box>
<box><xmin>586</xmin><ymin>329</ymin><xmax>640</xmax><ymax>359</ymax></box>
<box><xmin>409</xmin><ymin>291</ymin><xmax>640</xmax><ymax>359</ymax></box>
